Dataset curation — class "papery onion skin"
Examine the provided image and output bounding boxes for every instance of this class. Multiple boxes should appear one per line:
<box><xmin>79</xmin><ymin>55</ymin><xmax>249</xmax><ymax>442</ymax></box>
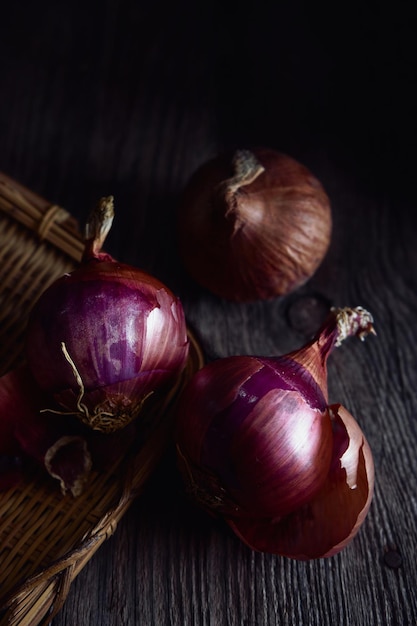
<box><xmin>177</xmin><ymin>147</ymin><xmax>332</xmax><ymax>302</ymax></box>
<box><xmin>26</xmin><ymin>197</ymin><xmax>189</xmax><ymax>433</ymax></box>
<box><xmin>176</xmin><ymin>355</ymin><xmax>333</xmax><ymax>520</ymax></box>
<box><xmin>0</xmin><ymin>365</ymin><xmax>92</xmax><ymax>496</ymax></box>
<box><xmin>175</xmin><ymin>307</ymin><xmax>375</xmax><ymax>559</ymax></box>
<box><xmin>227</xmin><ymin>404</ymin><xmax>375</xmax><ymax>559</ymax></box>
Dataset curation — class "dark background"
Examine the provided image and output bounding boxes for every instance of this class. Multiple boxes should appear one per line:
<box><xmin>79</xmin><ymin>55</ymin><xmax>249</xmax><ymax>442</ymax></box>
<box><xmin>1</xmin><ymin>2</ymin><xmax>416</xmax><ymax>625</ymax></box>
<box><xmin>1</xmin><ymin>1</ymin><xmax>416</xmax><ymax>268</ymax></box>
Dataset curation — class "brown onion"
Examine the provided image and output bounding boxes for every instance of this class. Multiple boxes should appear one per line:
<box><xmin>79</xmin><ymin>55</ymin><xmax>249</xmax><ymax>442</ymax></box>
<box><xmin>177</xmin><ymin>147</ymin><xmax>332</xmax><ymax>302</ymax></box>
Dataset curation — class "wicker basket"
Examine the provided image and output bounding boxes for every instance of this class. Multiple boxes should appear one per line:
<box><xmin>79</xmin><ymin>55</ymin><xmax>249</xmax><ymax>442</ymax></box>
<box><xmin>0</xmin><ymin>173</ymin><xmax>204</xmax><ymax>626</ymax></box>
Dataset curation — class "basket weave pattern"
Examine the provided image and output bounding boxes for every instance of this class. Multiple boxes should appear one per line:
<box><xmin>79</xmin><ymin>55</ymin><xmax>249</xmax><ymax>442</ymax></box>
<box><xmin>0</xmin><ymin>173</ymin><xmax>203</xmax><ymax>626</ymax></box>
<box><xmin>0</xmin><ymin>173</ymin><xmax>83</xmax><ymax>378</ymax></box>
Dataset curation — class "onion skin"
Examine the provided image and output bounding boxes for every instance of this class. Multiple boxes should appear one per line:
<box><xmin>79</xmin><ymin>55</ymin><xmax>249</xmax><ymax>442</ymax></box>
<box><xmin>177</xmin><ymin>147</ymin><xmax>332</xmax><ymax>302</ymax></box>
<box><xmin>0</xmin><ymin>366</ymin><xmax>92</xmax><ymax>496</ymax></box>
<box><xmin>227</xmin><ymin>405</ymin><xmax>375</xmax><ymax>559</ymax></box>
<box><xmin>175</xmin><ymin>307</ymin><xmax>375</xmax><ymax>559</ymax></box>
<box><xmin>0</xmin><ymin>364</ymin><xmax>140</xmax><ymax>494</ymax></box>
<box><xmin>26</xmin><ymin>263</ymin><xmax>188</xmax><ymax>422</ymax></box>
<box><xmin>176</xmin><ymin>356</ymin><xmax>333</xmax><ymax>520</ymax></box>
<box><xmin>26</xmin><ymin>197</ymin><xmax>189</xmax><ymax>433</ymax></box>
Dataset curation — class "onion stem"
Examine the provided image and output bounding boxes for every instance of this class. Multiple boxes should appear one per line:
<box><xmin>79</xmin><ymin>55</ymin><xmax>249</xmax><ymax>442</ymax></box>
<box><xmin>218</xmin><ymin>149</ymin><xmax>265</xmax><ymax>215</ymax></box>
<box><xmin>333</xmin><ymin>307</ymin><xmax>376</xmax><ymax>346</ymax></box>
<box><xmin>84</xmin><ymin>195</ymin><xmax>115</xmax><ymax>258</ymax></box>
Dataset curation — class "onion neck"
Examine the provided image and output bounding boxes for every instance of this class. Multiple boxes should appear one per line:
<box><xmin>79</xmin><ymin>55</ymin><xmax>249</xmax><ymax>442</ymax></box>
<box><xmin>309</xmin><ymin>306</ymin><xmax>375</xmax><ymax>359</ymax></box>
<box><xmin>215</xmin><ymin>149</ymin><xmax>265</xmax><ymax>220</ymax></box>
<box><xmin>287</xmin><ymin>306</ymin><xmax>375</xmax><ymax>402</ymax></box>
<box><xmin>83</xmin><ymin>195</ymin><xmax>115</xmax><ymax>261</ymax></box>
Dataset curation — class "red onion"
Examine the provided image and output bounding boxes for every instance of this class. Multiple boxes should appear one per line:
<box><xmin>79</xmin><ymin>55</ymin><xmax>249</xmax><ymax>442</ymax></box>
<box><xmin>177</xmin><ymin>147</ymin><xmax>332</xmax><ymax>302</ymax></box>
<box><xmin>26</xmin><ymin>197</ymin><xmax>189</xmax><ymax>433</ymax></box>
<box><xmin>0</xmin><ymin>366</ymin><xmax>92</xmax><ymax>496</ymax></box>
<box><xmin>175</xmin><ymin>307</ymin><xmax>375</xmax><ymax>559</ymax></box>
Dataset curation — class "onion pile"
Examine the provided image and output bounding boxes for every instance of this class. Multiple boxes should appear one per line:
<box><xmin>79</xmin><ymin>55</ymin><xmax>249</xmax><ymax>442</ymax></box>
<box><xmin>177</xmin><ymin>147</ymin><xmax>332</xmax><ymax>302</ymax></box>
<box><xmin>175</xmin><ymin>307</ymin><xmax>375</xmax><ymax>559</ymax></box>
<box><xmin>26</xmin><ymin>196</ymin><xmax>189</xmax><ymax>434</ymax></box>
<box><xmin>1</xmin><ymin>180</ymin><xmax>376</xmax><ymax>564</ymax></box>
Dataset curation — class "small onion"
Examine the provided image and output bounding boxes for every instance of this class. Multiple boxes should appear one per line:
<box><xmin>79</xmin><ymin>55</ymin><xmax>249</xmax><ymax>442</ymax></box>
<box><xmin>0</xmin><ymin>365</ymin><xmax>92</xmax><ymax>495</ymax></box>
<box><xmin>175</xmin><ymin>307</ymin><xmax>375</xmax><ymax>559</ymax></box>
<box><xmin>26</xmin><ymin>197</ymin><xmax>189</xmax><ymax>433</ymax></box>
<box><xmin>177</xmin><ymin>147</ymin><xmax>332</xmax><ymax>302</ymax></box>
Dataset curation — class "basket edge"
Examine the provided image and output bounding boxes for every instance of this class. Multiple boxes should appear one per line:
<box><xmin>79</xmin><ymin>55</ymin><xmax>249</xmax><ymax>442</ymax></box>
<box><xmin>0</xmin><ymin>172</ymin><xmax>84</xmax><ymax>263</ymax></box>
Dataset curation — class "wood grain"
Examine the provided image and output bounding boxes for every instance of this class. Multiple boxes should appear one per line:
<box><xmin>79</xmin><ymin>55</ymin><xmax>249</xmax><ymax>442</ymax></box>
<box><xmin>1</xmin><ymin>2</ymin><xmax>416</xmax><ymax>625</ymax></box>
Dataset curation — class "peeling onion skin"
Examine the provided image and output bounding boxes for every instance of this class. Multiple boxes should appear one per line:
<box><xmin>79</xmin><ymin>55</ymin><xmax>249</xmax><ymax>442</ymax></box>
<box><xmin>227</xmin><ymin>405</ymin><xmax>375</xmax><ymax>559</ymax></box>
<box><xmin>175</xmin><ymin>307</ymin><xmax>375</xmax><ymax>559</ymax></box>
<box><xmin>176</xmin><ymin>356</ymin><xmax>333</xmax><ymax>520</ymax></box>
<box><xmin>0</xmin><ymin>365</ymin><xmax>92</xmax><ymax>496</ymax></box>
<box><xmin>26</xmin><ymin>197</ymin><xmax>189</xmax><ymax>433</ymax></box>
<box><xmin>177</xmin><ymin>147</ymin><xmax>332</xmax><ymax>302</ymax></box>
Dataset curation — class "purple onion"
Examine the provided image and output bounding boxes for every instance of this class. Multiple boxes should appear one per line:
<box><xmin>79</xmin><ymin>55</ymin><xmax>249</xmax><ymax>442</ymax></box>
<box><xmin>175</xmin><ymin>307</ymin><xmax>375</xmax><ymax>559</ymax></box>
<box><xmin>26</xmin><ymin>197</ymin><xmax>189</xmax><ymax>433</ymax></box>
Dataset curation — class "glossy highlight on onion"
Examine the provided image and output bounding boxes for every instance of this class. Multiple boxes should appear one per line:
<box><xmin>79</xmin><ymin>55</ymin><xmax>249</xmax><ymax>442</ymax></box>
<box><xmin>26</xmin><ymin>196</ymin><xmax>189</xmax><ymax>433</ymax></box>
<box><xmin>177</xmin><ymin>147</ymin><xmax>332</xmax><ymax>302</ymax></box>
<box><xmin>175</xmin><ymin>307</ymin><xmax>375</xmax><ymax>559</ymax></box>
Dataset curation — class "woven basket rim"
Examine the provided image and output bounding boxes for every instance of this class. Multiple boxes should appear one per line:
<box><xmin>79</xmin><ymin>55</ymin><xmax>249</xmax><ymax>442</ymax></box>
<box><xmin>0</xmin><ymin>171</ymin><xmax>84</xmax><ymax>262</ymax></box>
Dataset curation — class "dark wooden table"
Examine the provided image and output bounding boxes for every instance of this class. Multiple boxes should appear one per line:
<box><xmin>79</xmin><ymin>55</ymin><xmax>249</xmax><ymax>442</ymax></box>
<box><xmin>1</xmin><ymin>2</ymin><xmax>416</xmax><ymax>625</ymax></box>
